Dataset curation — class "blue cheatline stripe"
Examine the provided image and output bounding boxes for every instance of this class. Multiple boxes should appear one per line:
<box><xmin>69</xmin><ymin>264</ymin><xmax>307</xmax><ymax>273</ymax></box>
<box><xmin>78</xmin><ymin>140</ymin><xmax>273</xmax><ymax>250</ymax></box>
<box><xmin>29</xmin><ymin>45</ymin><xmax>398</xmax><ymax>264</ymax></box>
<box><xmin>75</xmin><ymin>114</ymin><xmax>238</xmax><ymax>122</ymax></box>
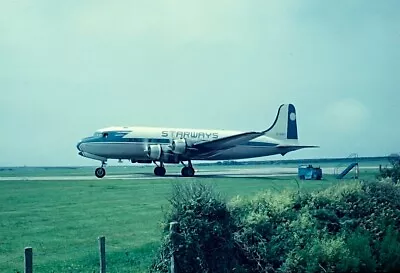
<box><xmin>130</xmin><ymin>138</ymin><xmax>171</xmax><ymax>144</ymax></box>
<box><xmin>84</xmin><ymin>136</ymin><xmax>171</xmax><ymax>144</ymax></box>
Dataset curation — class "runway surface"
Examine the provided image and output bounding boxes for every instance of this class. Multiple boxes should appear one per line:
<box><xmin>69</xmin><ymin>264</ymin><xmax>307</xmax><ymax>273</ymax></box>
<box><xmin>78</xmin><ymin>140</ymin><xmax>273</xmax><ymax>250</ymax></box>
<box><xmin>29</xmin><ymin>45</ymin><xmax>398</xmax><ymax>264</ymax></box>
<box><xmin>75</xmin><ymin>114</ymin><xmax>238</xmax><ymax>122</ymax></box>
<box><xmin>0</xmin><ymin>166</ymin><xmax>362</xmax><ymax>181</ymax></box>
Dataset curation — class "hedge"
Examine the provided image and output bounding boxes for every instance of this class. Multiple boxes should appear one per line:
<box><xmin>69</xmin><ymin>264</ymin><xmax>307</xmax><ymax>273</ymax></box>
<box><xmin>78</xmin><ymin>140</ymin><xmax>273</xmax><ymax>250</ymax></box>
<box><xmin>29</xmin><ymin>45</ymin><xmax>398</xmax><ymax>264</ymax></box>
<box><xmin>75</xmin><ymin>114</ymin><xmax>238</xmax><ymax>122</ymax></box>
<box><xmin>151</xmin><ymin>180</ymin><xmax>400</xmax><ymax>273</ymax></box>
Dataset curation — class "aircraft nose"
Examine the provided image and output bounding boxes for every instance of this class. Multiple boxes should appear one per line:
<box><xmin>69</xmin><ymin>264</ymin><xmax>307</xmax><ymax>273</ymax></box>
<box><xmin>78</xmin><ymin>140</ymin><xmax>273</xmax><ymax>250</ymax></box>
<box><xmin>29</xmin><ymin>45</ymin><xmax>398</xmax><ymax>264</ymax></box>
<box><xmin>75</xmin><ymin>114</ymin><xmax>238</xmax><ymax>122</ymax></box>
<box><xmin>76</xmin><ymin>140</ymin><xmax>83</xmax><ymax>151</ymax></box>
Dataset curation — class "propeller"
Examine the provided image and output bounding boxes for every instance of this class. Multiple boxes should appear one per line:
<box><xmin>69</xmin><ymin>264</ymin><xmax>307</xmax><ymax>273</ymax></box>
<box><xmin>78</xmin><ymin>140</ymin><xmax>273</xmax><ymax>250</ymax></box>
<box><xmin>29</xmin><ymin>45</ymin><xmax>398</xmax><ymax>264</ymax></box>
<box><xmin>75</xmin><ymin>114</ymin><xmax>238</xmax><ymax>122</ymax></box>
<box><xmin>143</xmin><ymin>141</ymin><xmax>151</xmax><ymax>158</ymax></box>
<box><xmin>169</xmin><ymin>140</ymin><xmax>176</xmax><ymax>152</ymax></box>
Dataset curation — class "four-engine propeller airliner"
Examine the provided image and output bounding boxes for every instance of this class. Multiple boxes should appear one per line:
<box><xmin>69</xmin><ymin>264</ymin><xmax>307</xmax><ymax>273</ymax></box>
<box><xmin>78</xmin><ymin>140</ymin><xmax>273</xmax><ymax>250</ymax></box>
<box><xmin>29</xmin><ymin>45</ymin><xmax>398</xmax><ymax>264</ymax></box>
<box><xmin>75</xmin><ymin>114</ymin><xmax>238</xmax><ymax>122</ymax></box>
<box><xmin>76</xmin><ymin>104</ymin><xmax>317</xmax><ymax>178</ymax></box>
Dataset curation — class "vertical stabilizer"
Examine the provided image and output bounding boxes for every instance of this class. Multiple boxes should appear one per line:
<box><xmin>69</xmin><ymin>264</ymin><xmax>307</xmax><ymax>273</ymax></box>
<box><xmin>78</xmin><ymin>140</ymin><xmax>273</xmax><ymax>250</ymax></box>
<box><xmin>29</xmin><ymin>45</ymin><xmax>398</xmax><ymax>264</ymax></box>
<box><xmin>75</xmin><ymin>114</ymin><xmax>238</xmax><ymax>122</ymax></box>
<box><xmin>263</xmin><ymin>104</ymin><xmax>298</xmax><ymax>143</ymax></box>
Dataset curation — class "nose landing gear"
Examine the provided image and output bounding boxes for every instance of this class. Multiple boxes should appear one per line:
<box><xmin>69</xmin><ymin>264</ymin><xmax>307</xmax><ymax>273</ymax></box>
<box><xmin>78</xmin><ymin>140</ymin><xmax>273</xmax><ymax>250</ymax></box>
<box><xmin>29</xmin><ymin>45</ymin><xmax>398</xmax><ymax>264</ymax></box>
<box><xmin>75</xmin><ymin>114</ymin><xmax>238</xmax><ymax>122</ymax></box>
<box><xmin>95</xmin><ymin>162</ymin><xmax>106</xmax><ymax>178</ymax></box>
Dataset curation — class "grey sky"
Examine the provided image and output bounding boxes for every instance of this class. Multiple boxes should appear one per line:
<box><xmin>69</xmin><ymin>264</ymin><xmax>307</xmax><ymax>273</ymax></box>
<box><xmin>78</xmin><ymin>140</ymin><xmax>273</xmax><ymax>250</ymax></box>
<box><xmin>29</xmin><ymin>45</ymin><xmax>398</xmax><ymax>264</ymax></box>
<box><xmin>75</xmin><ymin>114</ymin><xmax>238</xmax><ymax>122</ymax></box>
<box><xmin>1</xmin><ymin>0</ymin><xmax>399</xmax><ymax>166</ymax></box>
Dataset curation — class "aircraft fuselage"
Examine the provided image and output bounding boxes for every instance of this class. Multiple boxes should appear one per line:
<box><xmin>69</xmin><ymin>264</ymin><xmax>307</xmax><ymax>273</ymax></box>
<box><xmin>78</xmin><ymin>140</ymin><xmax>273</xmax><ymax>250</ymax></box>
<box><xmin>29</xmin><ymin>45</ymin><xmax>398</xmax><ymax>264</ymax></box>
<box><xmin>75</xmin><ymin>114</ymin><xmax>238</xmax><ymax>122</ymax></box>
<box><xmin>76</xmin><ymin>104</ymin><xmax>316</xmax><ymax>178</ymax></box>
<box><xmin>77</xmin><ymin>126</ymin><xmax>283</xmax><ymax>162</ymax></box>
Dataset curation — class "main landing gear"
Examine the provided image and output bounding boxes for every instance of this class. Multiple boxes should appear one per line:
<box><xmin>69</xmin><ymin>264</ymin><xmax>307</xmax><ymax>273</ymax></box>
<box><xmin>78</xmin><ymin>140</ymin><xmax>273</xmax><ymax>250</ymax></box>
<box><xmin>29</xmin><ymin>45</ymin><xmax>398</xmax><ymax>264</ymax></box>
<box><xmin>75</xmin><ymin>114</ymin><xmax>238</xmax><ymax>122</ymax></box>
<box><xmin>95</xmin><ymin>162</ymin><xmax>106</xmax><ymax>178</ymax></box>
<box><xmin>152</xmin><ymin>160</ymin><xmax>195</xmax><ymax>177</ymax></box>
<box><xmin>153</xmin><ymin>161</ymin><xmax>166</xmax><ymax>176</ymax></box>
<box><xmin>181</xmin><ymin>160</ymin><xmax>195</xmax><ymax>177</ymax></box>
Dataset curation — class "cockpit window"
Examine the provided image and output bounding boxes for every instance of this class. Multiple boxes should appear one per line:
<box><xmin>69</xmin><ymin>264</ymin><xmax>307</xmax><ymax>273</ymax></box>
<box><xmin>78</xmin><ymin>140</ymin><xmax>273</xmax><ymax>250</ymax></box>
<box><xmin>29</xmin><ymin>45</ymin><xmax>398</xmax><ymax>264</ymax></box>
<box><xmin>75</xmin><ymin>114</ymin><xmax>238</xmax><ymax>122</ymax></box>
<box><xmin>93</xmin><ymin>132</ymin><xmax>103</xmax><ymax>137</ymax></box>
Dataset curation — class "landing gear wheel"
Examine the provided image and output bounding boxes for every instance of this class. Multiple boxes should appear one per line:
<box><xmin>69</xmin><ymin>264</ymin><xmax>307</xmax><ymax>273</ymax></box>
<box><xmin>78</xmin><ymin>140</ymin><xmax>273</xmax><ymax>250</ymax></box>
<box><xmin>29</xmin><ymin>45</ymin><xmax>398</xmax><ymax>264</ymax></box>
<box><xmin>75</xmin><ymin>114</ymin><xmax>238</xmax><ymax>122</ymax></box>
<box><xmin>154</xmin><ymin>166</ymin><xmax>166</xmax><ymax>176</ymax></box>
<box><xmin>181</xmin><ymin>167</ymin><xmax>195</xmax><ymax>177</ymax></box>
<box><xmin>95</xmin><ymin>167</ymin><xmax>106</xmax><ymax>178</ymax></box>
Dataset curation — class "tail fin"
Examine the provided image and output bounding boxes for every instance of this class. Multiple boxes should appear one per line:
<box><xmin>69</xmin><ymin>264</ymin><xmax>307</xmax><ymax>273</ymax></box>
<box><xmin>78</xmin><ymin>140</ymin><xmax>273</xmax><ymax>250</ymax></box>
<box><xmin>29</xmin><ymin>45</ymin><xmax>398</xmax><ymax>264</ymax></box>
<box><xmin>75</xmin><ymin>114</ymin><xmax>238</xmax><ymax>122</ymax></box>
<box><xmin>263</xmin><ymin>104</ymin><xmax>298</xmax><ymax>143</ymax></box>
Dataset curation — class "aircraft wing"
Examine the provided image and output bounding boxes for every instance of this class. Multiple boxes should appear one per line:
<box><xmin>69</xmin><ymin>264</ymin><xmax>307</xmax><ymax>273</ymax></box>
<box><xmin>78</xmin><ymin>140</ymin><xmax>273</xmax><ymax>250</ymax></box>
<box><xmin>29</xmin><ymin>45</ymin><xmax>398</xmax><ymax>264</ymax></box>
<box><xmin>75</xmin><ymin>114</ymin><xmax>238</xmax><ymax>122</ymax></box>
<box><xmin>192</xmin><ymin>131</ymin><xmax>264</xmax><ymax>152</ymax></box>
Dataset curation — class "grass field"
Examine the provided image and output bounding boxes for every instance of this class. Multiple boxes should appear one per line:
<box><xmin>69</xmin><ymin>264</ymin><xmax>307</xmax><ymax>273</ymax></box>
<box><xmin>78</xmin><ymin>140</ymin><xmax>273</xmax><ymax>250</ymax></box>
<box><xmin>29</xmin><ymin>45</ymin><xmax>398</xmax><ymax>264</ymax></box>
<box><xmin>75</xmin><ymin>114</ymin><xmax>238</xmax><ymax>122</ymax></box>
<box><xmin>0</xmin><ymin>166</ymin><xmax>379</xmax><ymax>273</ymax></box>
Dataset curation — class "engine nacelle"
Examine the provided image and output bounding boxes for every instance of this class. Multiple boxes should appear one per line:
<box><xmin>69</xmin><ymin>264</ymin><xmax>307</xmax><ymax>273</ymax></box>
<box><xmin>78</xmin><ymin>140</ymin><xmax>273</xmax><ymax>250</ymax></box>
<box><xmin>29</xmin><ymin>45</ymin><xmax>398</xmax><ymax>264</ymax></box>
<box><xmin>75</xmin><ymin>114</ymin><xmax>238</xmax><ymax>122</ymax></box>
<box><xmin>171</xmin><ymin>138</ymin><xmax>190</xmax><ymax>154</ymax></box>
<box><xmin>146</xmin><ymin>144</ymin><xmax>162</xmax><ymax>160</ymax></box>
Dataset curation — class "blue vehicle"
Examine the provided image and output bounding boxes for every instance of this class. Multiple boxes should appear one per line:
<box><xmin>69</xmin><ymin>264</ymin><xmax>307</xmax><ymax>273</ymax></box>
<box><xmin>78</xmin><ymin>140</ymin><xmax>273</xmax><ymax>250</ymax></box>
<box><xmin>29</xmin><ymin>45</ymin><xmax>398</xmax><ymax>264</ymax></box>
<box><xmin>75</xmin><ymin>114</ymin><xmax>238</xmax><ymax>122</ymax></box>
<box><xmin>298</xmin><ymin>165</ymin><xmax>322</xmax><ymax>180</ymax></box>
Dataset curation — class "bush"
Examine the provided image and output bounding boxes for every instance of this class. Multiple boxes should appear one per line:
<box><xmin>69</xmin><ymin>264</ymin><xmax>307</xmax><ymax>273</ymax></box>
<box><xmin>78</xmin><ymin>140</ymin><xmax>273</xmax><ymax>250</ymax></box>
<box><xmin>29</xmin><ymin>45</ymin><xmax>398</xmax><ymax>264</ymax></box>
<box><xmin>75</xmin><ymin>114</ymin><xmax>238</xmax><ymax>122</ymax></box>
<box><xmin>378</xmin><ymin>225</ymin><xmax>400</xmax><ymax>271</ymax></box>
<box><xmin>378</xmin><ymin>154</ymin><xmax>400</xmax><ymax>183</ymax></box>
<box><xmin>150</xmin><ymin>183</ymin><xmax>240</xmax><ymax>273</ymax></box>
<box><xmin>151</xmin><ymin>180</ymin><xmax>400</xmax><ymax>273</ymax></box>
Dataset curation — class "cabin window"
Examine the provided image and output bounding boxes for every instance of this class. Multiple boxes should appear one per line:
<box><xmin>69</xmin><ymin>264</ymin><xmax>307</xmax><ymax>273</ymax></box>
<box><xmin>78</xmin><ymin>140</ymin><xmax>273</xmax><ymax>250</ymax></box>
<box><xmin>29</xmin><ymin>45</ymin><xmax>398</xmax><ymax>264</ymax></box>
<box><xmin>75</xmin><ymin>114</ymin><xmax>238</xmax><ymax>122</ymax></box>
<box><xmin>103</xmin><ymin>133</ymin><xmax>108</xmax><ymax>138</ymax></box>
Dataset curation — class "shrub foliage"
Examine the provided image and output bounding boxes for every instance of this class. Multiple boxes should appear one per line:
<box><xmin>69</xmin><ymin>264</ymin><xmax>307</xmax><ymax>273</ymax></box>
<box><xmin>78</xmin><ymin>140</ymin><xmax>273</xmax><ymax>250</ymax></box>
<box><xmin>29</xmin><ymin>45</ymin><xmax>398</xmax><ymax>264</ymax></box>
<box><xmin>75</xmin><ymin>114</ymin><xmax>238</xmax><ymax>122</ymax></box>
<box><xmin>150</xmin><ymin>183</ymin><xmax>239</xmax><ymax>273</ymax></box>
<box><xmin>151</xmin><ymin>180</ymin><xmax>400</xmax><ymax>273</ymax></box>
<box><xmin>378</xmin><ymin>153</ymin><xmax>400</xmax><ymax>183</ymax></box>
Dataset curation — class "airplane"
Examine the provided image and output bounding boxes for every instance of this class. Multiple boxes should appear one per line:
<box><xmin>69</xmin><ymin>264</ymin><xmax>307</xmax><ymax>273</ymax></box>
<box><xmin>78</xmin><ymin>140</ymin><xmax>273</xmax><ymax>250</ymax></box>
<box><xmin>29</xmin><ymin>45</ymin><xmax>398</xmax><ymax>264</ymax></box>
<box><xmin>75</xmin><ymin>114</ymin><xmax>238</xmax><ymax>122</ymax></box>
<box><xmin>76</xmin><ymin>104</ymin><xmax>317</xmax><ymax>178</ymax></box>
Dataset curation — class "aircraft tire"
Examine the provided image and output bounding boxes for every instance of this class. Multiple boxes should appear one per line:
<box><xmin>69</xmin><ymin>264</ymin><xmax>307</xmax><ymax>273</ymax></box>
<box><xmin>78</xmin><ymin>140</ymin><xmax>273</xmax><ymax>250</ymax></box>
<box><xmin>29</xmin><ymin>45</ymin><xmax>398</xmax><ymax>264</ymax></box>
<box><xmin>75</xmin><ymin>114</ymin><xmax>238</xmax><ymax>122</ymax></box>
<box><xmin>181</xmin><ymin>167</ymin><xmax>195</xmax><ymax>177</ymax></box>
<box><xmin>154</xmin><ymin>166</ymin><xmax>166</xmax><ymax>176</ymax></box>
<box><xmin>95</xmin><ymin>167</ymin><xmax>106</xmax><ymax>178</ymax></box>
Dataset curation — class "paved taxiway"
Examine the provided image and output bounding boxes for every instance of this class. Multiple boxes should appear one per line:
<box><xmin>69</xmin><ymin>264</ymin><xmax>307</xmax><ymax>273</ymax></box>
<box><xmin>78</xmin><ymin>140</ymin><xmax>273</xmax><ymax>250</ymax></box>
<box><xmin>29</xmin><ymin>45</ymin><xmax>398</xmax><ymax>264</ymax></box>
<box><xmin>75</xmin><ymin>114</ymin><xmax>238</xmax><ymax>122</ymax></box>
<box><xmin>0</xmin><ymin>166</ymin><xmax>360</xmax><ymax>181</ymax></box>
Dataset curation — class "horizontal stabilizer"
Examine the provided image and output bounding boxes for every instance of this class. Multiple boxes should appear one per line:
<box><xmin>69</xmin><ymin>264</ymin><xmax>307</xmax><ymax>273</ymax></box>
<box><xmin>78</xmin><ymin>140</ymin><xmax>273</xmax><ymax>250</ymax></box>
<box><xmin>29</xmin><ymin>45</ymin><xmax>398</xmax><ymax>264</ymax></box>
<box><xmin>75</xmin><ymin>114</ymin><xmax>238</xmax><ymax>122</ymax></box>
<box><xmin>277</xmin><ymin>145</ymin><xmax>319</xmax><ymax>149</ymax></box>
<box><xmin>276</xmin><ymin>145</ymin><xmax>319</xmax><ymax>155</ymax></box>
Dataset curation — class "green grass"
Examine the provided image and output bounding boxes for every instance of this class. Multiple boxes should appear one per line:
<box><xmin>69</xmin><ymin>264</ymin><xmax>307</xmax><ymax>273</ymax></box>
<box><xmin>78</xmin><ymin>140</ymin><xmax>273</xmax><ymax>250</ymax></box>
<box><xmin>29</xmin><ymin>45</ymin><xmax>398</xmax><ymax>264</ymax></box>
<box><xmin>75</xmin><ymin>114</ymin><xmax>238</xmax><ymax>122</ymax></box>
<box><xmin>0</xmin><ymin>167</ymin><xmax>379</xmax><ymax>273</ymax></box>
<box><xmin>0</xmin><ymin>166</ymin><xmax>151</xmax><ymax>177</ymax></box>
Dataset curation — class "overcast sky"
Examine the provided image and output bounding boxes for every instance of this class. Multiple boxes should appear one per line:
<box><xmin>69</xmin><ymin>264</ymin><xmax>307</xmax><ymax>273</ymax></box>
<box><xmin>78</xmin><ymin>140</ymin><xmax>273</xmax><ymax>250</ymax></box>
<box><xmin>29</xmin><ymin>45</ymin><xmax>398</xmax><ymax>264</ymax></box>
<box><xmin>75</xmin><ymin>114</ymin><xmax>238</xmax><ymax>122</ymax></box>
<box><xmin>1</xmin><ymin>0</ymin><xmax>399</xmax><ymax>166</ymax></box>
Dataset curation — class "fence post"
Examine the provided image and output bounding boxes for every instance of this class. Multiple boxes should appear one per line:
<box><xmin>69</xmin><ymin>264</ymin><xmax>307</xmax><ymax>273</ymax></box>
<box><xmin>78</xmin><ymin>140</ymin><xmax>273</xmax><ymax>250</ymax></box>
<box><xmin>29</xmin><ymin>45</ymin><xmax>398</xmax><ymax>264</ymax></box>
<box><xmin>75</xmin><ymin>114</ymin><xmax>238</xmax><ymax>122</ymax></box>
<box><xmin>98</xmin><ymin>236</ymin><xmax>106</xmax><ymax>273</ymax></box>
<box><xmin>24</xmin><ymin>247</ymin><xmax>32</xmax><ymax>273</ymax></box>
<box><xmin>169</xmin><ymin>222</ymin><xmax>179</xmax><ymax>273</ymax></box>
